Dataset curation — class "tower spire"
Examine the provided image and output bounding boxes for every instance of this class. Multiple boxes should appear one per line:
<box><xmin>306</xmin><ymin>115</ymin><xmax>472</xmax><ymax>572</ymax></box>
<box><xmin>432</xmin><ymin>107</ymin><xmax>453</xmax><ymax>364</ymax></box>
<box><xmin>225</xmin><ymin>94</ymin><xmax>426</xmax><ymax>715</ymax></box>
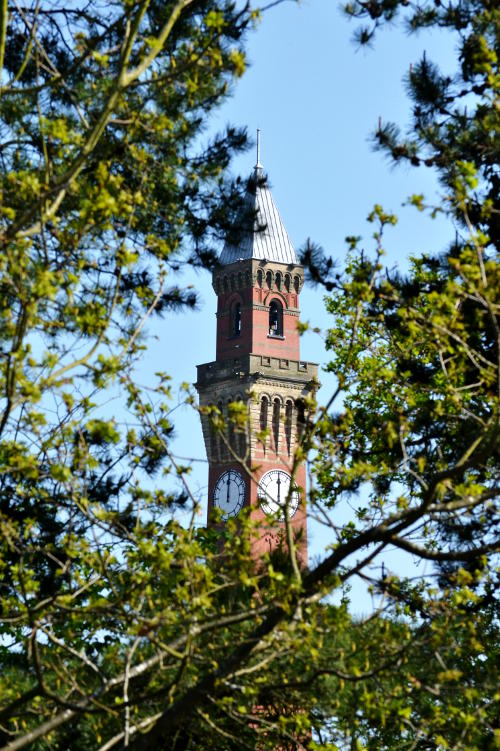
<box><xmin>255</xmin><ymin>128</ymin><xmax>262</xmax><ymax>170</ymax></box>
<box><xmin>219</xmin><ymin>139</ymin><xmax>297</xmax><ymax>266</ymax></box>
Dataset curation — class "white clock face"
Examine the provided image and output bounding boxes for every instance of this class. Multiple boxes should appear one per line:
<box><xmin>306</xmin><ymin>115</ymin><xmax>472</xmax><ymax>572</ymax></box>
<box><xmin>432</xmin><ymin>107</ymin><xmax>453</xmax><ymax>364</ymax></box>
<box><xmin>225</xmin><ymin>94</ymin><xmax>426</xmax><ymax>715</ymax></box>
<box><xmin>213</xmin><ymin>470</ymin><xmax>245</xmax><ymax>520</ymax></box>
<box><xmin>258</xmin><ymin>470</ymin><xmax>300</xmax><ymax>520</ymax></box>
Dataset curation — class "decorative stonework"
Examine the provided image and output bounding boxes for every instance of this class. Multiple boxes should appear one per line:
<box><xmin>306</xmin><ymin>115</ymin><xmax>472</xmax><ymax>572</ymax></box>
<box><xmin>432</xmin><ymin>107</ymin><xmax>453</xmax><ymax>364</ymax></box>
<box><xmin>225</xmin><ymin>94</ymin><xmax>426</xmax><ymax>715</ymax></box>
<box><xmin>196</xmin><ymin>354</ymin><xmax>317</xmax><ymax>388</ymax></box>
<box><xmin>212</xmin><ymin>258</ymin><xmax>304</xmax><ymax>296</ymax></box>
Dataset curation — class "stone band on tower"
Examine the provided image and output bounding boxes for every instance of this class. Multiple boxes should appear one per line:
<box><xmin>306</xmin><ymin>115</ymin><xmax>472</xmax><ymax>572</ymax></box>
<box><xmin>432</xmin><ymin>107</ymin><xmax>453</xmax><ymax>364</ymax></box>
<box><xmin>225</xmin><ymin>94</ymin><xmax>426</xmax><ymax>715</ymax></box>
<box><xmin>195</xmin><ymin>144</ymin><xmax>318</xmax><ymax>562</ymax></box>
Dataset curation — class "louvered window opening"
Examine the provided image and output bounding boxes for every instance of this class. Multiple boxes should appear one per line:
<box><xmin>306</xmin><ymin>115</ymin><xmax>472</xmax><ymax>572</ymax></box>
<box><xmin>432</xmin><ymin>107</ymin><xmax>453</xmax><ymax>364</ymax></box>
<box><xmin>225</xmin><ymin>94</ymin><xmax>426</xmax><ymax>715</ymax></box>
<box><xmin>231</xmin><ymin>302</ymin><xmax>241</xmax><ymax>337</ymax></box>
<box><xmin>269</xmin><ymin>300</ymin><xmax>283</xmax><ymax>337</ymax></box>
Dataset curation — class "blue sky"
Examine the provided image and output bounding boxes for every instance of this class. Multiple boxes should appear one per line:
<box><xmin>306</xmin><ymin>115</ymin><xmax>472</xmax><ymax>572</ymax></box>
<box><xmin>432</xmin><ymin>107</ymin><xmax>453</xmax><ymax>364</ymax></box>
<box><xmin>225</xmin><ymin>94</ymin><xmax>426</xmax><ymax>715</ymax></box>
<box><xmin>140</xmin><ymin>0</ymin><xmax>458</xmax><ymax>600</ymax></box>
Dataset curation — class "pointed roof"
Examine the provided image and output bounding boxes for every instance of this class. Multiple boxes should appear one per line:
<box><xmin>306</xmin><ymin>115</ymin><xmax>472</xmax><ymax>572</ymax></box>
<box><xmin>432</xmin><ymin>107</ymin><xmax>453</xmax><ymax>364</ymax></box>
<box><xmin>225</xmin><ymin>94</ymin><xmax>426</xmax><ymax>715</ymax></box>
<box><xmin>219</xmin><ymin>155</ymin><xmax>298</xmax><ymax>267</ymax></box>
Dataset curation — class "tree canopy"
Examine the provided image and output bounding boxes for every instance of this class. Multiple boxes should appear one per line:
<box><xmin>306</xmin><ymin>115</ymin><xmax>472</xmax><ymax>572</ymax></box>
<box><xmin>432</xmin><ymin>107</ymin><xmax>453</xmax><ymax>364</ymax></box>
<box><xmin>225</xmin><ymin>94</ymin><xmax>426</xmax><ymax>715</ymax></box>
<box><xmin>0</xmin><ymin>0</ymin><xmax>498</xmax><ymax>750</ymax></box>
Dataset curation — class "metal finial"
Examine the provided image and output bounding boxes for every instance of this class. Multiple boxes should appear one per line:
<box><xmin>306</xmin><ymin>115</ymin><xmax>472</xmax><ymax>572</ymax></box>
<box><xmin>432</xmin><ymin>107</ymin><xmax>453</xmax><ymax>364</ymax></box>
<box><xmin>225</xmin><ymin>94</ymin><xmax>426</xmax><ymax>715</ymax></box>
<box><xmin>256</xmin><ymin>128</ymin><xmax>262</xmax><ymax>168</ymax></box>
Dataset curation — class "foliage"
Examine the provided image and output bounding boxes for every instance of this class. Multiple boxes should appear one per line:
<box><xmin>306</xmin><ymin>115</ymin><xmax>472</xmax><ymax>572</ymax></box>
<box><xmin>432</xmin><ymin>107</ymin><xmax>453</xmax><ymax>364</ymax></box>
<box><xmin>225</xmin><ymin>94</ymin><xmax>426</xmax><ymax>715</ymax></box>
<box><xmin>300</xmin><ymin>0</ymin><xmax>500</xmax><ymax>746</ymax></box>
<box><xmin>0</xmin><ymin>0</ymin><xmax>498</xmax><ymax>750</ymax></box>
<box><xmin>308</xmin><ymin>594</ymin><xmax>500</xmax><ymax>750</ymax></box>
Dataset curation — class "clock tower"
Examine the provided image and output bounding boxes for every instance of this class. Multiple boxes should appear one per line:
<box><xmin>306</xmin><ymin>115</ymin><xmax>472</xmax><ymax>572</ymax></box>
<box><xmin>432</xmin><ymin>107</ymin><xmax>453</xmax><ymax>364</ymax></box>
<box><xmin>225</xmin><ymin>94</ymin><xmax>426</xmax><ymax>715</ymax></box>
<box><xmin>196</xmin><ymin>144</ymin><xmax>318</xmax><ymax>563</ymax></box>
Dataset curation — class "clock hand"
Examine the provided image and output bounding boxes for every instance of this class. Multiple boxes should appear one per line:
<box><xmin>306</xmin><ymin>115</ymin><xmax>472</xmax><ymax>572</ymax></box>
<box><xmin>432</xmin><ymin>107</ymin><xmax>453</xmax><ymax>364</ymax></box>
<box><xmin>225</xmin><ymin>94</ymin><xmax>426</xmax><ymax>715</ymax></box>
<box><xmin>276</xmin><ymin>474</ymin><xmax>281</xmax><ymax>506</ymax></box>
<box><xmin>226</xmin><ymin>475</ymin><xmax>230</xmax><ymax>506</ymax></box>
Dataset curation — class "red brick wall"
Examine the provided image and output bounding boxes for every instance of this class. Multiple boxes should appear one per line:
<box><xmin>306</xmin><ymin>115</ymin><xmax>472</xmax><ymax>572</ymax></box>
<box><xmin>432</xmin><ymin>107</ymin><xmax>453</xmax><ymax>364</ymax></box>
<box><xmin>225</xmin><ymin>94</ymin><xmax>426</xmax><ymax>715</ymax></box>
<box><xmin>215</xmin><ymin>287</ymin><xmax>301</xmax><ymax>362</ymax></box>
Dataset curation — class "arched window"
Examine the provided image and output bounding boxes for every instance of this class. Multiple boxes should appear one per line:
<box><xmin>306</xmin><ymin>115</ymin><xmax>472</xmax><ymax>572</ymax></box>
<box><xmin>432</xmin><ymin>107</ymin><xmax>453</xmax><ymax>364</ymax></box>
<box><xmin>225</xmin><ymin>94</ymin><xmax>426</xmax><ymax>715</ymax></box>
<box><xmin>296</xmin><ymin>399</ymin><xmax>306</xmax><ymax>441</ymax></box>
<box><xmin>269</xmin><ymin>300</ymin><xmax>283</xmax><ymax>337</ymax></box>
<box><xmin>233</xmin><ymin>393</ymin><xmax>246</xmax><ymax>457</ymax></box>
<box><xmin>285</xmin><ymin>400</ymin><xmax>293</xmax><ymax>455</ymax></box>
<box><xmin>227</xmin><ymin>398</ymin><xmax>235</xmax><ymax>457</ymax></box>
<box><xmin>260</xmin><ymin>396</ymin><xmax>269</xmax><ymax>433</ymax></box>
<box><xmin>231</xmin><ymin>301</ymin><xmax>241</xmax><ymax>337</ymax></box>
<box><xmin>216</xmin><ymin>400</ymin><xmax>225</xmax><ymax>461</ymax></box>
<box><xmin>259</xmin><ymin>396</ymin><xmax>269</xmax><ymax>451</ymax></box>
<box><xmin>272</xmin><ymin>398</ymin><xmax>281</xmax><ymax>452</ymax></box>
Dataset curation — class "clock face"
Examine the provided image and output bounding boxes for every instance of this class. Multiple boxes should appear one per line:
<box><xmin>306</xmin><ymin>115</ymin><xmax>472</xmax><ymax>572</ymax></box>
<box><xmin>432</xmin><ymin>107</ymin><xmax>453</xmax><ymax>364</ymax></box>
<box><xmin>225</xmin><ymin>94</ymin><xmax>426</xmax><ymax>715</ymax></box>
<box><xmin>213</xmin><ymin>470</ymin><xmax>245</xmax><ymax>520</ymax></box>
<box><xmin>258</xmin><ymin>470</ymin><xmax>300</xmax><ymax>520</ymax></box>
